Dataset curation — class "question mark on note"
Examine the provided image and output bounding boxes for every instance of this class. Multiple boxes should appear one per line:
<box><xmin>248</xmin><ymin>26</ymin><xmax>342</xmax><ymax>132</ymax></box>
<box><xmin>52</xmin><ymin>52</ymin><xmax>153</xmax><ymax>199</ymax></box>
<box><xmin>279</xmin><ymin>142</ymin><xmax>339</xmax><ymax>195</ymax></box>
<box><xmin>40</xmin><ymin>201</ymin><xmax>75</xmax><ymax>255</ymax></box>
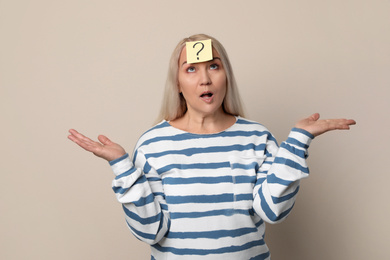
<box><xmin>186</xmin><ymin>39</ymin><xmax>212</xmax><ymax>63</ymax></box>
<box><xmin>193</xmin><ymin>42</ymin><xmax>205</xmax><ymax>60</ymax></box>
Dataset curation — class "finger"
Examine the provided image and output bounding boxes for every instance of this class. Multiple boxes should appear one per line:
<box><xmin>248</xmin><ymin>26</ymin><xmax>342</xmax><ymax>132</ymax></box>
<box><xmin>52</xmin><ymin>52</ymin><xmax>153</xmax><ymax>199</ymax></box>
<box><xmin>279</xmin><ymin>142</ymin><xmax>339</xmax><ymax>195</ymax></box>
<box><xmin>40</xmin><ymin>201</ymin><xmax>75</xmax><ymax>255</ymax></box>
<box><xmin>340</xmin><ymin>119</ymin><xmax>356</xmax><ymax>129</ymax></box>
<box><xmin>68</xmin><ymin>135</ymin><xmax>98</xmax><ymax>150</ymax></box>
<box><xmin>68</xmin><ymin>129</ymin><xmax>86</xmax><ymax>141</ymax></box>
<box><xmin>68</xmin><ymin>129</ymin><xmax>96</xmax><ymax>144</ymax></box>
<box><xmin>310</xmin><ymin>113</ymin><xmax>320</xmax><ymax>121</ymax></box>
<box><xmin>98</xmin><ymin>135</ymin><xmax>112</xmax><ymax>145</ymax></box>
<box><xmin>68</xmin><ymin>129</ymin><xmax>102</xmax><ymax>152</ymax></box>
<box><xmin>68</xmin><ymin>133</ymin><xmax>80</xmax><ymax>143</ymax></box>
<box><xmin>68</xmin><ymin>130</ymin><xmax>86</xmax><ymax>144</ymax></box>
<box><xmin>68</xmin><ymin>129</ymin><xmax>87</xmax><ymax>139</ymax></box>
<box><xmin>328</xmin><ymin>119</ymin><xmax>355</xmax><ymax>130</ymax></box>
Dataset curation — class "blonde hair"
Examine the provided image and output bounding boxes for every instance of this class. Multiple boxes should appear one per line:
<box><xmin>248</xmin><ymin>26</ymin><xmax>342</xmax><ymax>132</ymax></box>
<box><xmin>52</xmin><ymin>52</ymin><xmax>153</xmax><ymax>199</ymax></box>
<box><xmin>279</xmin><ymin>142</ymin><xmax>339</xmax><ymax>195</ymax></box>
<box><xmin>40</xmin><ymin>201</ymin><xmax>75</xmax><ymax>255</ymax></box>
<box><xmin>156</xmin><ymin>34</ymin><xmax>245</xmax><ymax>122</ymax></box>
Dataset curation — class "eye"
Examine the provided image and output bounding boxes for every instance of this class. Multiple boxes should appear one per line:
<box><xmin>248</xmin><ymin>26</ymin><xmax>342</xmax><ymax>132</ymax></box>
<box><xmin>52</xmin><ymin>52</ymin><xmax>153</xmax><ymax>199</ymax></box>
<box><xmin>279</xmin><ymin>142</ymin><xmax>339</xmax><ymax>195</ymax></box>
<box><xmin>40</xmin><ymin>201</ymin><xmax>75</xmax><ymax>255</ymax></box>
<box><xmin>210</xmin><ymin>64</ymin><xmax>219</xmax><ymax>70</ymax></box>
<box><xmin>186</xmin><ymin>66</ymin><xmax>195</xmax><ymax>73</ymax></box>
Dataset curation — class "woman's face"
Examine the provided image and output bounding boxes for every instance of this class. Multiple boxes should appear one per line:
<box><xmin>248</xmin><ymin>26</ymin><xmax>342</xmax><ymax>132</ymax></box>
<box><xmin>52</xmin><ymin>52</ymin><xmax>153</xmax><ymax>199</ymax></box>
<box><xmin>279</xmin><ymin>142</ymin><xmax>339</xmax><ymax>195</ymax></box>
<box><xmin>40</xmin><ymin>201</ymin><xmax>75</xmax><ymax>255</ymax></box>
<box><xmin>177</xmin><ymin>46</ymin><xmax>227</xmax><ymax>118</ymax></box>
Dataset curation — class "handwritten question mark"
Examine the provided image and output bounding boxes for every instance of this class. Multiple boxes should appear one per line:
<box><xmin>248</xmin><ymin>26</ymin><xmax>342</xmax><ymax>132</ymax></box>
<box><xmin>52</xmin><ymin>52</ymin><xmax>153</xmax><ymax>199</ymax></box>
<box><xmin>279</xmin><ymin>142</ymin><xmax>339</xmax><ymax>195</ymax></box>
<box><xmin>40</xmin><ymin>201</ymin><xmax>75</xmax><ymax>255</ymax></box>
<box><xmin>193</xmin><ymin>42</ymin><xmax>205</xmax><ymax>60</ymax></box>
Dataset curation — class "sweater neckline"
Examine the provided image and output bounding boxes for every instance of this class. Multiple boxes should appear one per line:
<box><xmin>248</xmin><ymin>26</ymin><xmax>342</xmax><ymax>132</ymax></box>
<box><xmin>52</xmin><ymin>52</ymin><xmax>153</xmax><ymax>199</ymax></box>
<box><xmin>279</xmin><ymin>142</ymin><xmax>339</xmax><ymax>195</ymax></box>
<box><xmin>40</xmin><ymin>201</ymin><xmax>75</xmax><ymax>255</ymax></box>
<box><xmin>165</xmin><ymin>116</ymin><xmax>239</xmax><ymax>136</ymax></box>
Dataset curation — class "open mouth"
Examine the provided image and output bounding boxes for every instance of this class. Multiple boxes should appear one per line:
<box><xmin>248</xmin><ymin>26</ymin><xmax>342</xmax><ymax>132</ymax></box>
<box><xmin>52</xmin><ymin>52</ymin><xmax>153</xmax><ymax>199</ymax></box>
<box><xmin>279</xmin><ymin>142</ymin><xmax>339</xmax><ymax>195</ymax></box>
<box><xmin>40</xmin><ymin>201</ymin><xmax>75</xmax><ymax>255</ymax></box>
<box><xmin>200</xmin><ymin>91</ymin><xmax>214</xmax><ymax>103</ymax></box>
<box><xmin>200</xmin><ymin>91</ymin><xmax>213</xmax><ymax>98</ymax></box>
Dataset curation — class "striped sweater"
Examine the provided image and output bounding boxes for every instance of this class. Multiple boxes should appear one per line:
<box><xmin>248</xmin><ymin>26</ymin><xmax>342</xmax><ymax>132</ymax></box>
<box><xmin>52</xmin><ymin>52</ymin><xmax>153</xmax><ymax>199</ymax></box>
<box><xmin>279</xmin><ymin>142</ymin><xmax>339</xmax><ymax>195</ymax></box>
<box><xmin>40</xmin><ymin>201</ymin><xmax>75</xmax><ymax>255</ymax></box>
<box><xmin>110</xmin><ymin>117</ymin><xmax>313</xmax><ymax>259</ymax></box>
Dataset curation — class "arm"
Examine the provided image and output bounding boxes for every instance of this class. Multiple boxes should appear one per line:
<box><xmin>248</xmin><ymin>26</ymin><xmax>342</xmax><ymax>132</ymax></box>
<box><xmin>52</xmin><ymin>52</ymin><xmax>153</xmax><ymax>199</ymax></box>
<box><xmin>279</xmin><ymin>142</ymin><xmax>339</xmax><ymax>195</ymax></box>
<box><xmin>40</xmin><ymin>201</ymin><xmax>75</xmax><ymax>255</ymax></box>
<box><xmin>111</xmin><ymin>151</ymin><xmax>170</xmax><ymax>244</ymax></box>
<box><xmin>253</xmin><ymin>128</ymin><xmax>313</xmax><ymax>223</ymax></box>
<box><xmin>68</xmin><ymin>129</ymin><xmax>170</xmax><ymax>244</ymax></box>
<box><xmin>253</xmin><ymin>113</ymin><xmax>356</xmax><ymax>223</ymax></box>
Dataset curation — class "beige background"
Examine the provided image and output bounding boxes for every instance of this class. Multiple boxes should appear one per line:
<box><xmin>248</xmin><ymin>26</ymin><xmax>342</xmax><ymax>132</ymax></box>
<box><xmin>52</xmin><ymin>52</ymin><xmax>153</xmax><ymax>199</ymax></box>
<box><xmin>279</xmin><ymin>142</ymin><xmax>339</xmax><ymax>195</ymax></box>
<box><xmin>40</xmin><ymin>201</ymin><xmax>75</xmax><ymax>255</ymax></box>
<box><xmin>1</xmin><ymin>0</ymin><xmax>389</xmax><ymax>259</ymax></box>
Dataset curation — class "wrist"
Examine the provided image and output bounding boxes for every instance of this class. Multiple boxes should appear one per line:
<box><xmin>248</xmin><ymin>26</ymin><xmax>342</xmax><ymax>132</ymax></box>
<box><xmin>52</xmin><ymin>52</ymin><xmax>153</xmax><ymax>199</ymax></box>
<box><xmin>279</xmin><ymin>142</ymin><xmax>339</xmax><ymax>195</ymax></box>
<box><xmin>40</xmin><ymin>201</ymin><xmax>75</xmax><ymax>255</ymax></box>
<box><xmin>109</xmin><ymin>153</ymin><xmax>129</xmax><ymax>165</ymax></box>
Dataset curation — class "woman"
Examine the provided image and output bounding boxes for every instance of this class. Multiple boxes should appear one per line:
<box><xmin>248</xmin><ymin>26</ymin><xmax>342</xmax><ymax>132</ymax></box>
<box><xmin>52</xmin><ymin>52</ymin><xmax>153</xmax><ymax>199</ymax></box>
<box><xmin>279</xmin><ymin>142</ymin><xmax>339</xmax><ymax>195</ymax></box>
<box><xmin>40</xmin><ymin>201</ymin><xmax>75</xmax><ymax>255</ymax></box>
<box><xmin>68</xmin><ymin>34</ymin><xmax>355</xmax><ymax>259</ymax></box>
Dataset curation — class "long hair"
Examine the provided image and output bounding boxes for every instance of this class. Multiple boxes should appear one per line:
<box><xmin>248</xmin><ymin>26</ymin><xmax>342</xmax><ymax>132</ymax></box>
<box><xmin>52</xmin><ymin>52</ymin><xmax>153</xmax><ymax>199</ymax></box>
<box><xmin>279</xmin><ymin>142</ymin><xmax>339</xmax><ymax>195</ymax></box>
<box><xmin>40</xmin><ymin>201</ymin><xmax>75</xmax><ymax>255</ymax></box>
<box><xmin>156</xmin><ymin>34</ymin><xmax>245</xmax><ymax>122</ymax></box>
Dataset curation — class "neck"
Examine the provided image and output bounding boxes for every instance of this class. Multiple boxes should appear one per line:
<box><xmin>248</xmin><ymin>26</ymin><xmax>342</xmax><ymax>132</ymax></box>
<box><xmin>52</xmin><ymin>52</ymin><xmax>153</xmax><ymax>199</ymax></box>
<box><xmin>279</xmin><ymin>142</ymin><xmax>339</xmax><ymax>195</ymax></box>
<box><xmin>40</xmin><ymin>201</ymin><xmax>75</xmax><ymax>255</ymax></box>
<box><xmin>171</xmin><ymin>108</ymin><xmax>236</xmax><ymax>134</ymax></box>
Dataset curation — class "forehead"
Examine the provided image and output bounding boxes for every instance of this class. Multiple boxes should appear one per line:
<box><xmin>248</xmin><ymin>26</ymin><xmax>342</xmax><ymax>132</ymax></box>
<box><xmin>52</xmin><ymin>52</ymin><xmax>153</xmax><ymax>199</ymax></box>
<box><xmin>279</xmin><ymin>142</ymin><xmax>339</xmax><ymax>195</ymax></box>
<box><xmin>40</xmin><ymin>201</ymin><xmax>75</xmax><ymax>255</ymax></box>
<box><xmin>179</xmin><ymin>46</ymin><xmax>221</xmax><ymax>65</ymax></box>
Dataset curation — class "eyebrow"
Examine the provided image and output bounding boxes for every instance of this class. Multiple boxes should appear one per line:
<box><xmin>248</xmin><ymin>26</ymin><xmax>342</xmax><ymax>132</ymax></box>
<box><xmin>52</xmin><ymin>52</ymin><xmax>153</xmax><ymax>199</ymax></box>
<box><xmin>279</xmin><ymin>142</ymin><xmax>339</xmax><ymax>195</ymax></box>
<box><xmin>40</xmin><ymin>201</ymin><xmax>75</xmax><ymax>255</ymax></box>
<box><xmin>181</xmin><ymin>57</ymin><xmax>221</xmax><ymax>67</ymax></box>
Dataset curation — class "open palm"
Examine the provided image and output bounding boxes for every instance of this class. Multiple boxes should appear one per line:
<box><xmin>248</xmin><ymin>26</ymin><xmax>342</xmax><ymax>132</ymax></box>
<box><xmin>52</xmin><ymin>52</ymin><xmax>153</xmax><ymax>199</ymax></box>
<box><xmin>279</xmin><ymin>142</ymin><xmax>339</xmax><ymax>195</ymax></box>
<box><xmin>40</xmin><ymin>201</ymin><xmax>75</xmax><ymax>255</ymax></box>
<box><xmin>68</xmin><ymin>129</ymin><xmax>126</xmax><ymax>161</ymax></box>
<box><xmin>295</xmin><ymin>113</ymin><xmax>356</xmax><ymax>137</ymax></box>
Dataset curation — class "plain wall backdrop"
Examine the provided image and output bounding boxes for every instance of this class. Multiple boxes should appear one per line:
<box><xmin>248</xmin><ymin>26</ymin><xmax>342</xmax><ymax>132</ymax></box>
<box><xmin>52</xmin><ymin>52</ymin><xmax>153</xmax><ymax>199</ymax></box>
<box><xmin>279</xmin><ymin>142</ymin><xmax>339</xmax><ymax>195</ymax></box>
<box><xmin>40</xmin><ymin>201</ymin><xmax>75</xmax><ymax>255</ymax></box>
<box><xmin>1</xmin><ymin>0</ymin><xmax>389</xmax><ymax>259</ymax></box>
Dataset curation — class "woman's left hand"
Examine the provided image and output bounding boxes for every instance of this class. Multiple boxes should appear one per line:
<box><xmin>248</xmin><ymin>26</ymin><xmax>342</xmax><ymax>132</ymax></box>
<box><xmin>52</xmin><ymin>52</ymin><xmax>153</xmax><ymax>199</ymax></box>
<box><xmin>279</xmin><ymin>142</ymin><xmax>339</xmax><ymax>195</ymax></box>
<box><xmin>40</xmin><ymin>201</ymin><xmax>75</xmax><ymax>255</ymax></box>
<box><xmin>295</xmin><ymin>113</ymin><xmax>356</xmax><ymax>137</ymax></box>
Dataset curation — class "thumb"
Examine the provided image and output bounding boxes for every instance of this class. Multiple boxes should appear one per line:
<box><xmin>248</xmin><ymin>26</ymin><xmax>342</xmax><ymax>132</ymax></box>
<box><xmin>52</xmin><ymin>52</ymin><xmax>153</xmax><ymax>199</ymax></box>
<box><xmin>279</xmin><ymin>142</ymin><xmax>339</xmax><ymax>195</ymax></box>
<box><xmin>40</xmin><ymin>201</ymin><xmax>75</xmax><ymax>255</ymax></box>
<box><xmin>310</xmin><ymin>113</ymin><xmax>320</xmax><ymax>121</ymax></box>
<box><xmin>98</xmin><ymin>135</ymin><xmax>112</xmax><ymax>145</ymax></box>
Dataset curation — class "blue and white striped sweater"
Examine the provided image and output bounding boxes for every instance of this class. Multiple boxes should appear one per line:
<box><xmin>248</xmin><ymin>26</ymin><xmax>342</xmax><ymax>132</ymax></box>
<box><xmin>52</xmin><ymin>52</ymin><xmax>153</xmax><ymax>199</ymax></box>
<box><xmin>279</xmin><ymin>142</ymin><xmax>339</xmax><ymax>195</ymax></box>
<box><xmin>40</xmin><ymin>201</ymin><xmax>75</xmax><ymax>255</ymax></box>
<box><xmin>110</xmin><ymin>117</ymin><xmax>313</xmax><ymax>259</ymax></box>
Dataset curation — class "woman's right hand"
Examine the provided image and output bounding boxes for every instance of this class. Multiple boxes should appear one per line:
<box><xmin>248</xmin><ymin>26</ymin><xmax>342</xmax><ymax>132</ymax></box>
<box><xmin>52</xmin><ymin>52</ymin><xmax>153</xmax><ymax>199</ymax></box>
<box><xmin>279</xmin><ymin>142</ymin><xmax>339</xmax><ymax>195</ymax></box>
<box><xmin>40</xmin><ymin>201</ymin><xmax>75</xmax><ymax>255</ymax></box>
<box><xmin>68</xmin><ymin>129</ymin><xmax>126</xmax><ymax>162</ymax></box>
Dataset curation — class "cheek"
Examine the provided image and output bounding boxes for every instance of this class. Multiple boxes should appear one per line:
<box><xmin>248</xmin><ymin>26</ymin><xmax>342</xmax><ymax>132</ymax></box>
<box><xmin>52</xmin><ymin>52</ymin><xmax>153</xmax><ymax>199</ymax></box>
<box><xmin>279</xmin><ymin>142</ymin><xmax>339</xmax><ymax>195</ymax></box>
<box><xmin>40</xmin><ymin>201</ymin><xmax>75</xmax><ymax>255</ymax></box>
<box><xmin>178</xmin><ymin>76</ymin><xmax>195</xmax><ymax>93</ymax></box>
<box><xmin>177</xmin><ymin>75</ymin><xmax>186</xmax><ymax>93</ymax></box>
<box><xmin>217</xmin><ymin>75</ymin><xmax>227</xmax><ymax>92</ymax></box>
<box><xmin>216</xmin><ymin>70</ymin><xmax>227</xmax><ymax>85</ymax></box>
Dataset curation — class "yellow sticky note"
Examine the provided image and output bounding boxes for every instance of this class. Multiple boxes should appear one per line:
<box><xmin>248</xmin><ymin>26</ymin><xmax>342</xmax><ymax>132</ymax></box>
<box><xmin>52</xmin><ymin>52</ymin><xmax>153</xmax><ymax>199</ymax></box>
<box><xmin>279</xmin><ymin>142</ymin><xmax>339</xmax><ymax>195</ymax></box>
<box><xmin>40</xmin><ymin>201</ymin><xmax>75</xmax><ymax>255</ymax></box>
<box><xmin>186</xmin><ymin>39</ymin><xmax>213</xmax><ymax>64</ymax></box>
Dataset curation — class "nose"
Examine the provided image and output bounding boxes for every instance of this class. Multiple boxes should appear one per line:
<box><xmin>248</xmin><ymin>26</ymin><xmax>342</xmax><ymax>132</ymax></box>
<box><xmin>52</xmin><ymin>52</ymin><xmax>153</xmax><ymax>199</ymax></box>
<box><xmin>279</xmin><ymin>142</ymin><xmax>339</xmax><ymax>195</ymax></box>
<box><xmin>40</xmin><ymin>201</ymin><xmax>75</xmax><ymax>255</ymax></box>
<box><xmin>199</xmin><ymin>68</ymin><xmax>211</xmax><ymax>86</ymax></box>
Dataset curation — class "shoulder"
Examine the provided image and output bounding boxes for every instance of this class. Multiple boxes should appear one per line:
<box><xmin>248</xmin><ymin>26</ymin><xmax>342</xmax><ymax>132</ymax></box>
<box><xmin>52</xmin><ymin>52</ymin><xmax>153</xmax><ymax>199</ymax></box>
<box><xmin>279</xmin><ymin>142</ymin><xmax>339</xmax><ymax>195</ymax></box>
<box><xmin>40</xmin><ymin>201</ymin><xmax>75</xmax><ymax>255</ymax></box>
<box><xmin>233</xmin><ymin>117</ymin><xmax>278</xmax><ymax>142</ymax></box>
<box><xmin>234</xmin><ymin>117</ymin><xmax>270</xmax><ymax>133</ymax></box>
<box><xmin>134</xmin><ymin>120</ymin><xmax>176</xmax><ymax>150</ymax></box>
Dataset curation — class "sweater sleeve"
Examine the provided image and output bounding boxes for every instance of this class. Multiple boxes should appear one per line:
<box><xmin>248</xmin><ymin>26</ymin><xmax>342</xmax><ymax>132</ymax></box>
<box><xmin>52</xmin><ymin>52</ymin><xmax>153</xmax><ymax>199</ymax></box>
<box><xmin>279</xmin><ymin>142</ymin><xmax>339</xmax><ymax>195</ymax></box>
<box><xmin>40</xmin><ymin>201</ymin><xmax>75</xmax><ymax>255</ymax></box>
<box><xmin>110</xmin><ymin>150</ymin><xmax>170</xmax><ymax>244</ymax></box>
<box><xmin>253</xmin><ymin>127</ymin><xmax>314</xmax><ymax>224</ymax></box>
